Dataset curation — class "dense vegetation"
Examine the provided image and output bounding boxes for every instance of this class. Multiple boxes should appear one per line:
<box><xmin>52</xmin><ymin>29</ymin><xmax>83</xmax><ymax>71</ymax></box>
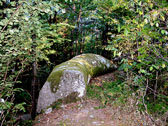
<box><xmin>0</xmin><ymin>0</ymin><xmax>168</xmax><ymax>125</ymax></box>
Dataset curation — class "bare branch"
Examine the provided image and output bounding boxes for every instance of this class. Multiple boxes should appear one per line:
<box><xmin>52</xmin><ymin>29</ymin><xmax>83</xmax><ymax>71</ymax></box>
<box><xmin>149</xmin><ymin>45</ymin><xmax>168</xmax><ymax>63</ymax></box>
<box><xmin>142</xmin><ymin>79</ymin><xmax>160</xmax><ymax>126</ymax></box>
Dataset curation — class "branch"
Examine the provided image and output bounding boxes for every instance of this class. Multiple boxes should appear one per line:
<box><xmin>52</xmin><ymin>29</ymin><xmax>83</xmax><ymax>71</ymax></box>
<box><xmin>60</xmin><ymin>2</ymin><xmax>79</xmax><ymax>15</ymax></box>
<box><xmin>154</xmin><ymin>71</ymin><xmax>158</xmax><ymax>101</ymax></box>
<box><xmin>0</xmin><ymin>0</ymin><xmax>49</xmax><ymax>37</ymax></box>
<box><xmin>142</xmin><ymin>79</ymin><xmax>160</xmax><ymax>126</ymax></box>
<box><xmin>3</xmin><ymin>60</ymin><xmax>10</xmax><ymax>81</ymax></box>
<box><xmin>149</xmin><ymin>45</ymin><xmax>168</xmax><ymax>63</ymax></box>
<box><xmin>0</xmin><ymin>94</ymin><xmax>15</xmax><ymax>126</ymax></box>
<box><xmin>113</xmin><ymin>49</ymin><xmax>138</xmax><ymax>62</ymax></box>
<box><xmin>0</xmin><ymin>2</ymin><xmax>23</xmax><ymax>37</ymax></box>
<box><xmin>14</xmin><ymin>58</ymin><xmax>27</xmax><ymax>83</ymax></box>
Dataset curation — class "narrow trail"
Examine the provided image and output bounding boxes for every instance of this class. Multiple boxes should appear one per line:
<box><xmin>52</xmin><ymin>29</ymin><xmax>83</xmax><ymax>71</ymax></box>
<box><xmin>33</xmin><ymin>72</ymin><xmax>153</xmax><ymax>126</ymax></box>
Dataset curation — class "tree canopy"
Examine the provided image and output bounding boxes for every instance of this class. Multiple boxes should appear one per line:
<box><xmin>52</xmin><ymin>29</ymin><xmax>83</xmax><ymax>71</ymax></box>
<box><xmin>0</xmin><ymin>0</ymin><xmax>168</xmax><ymax>125</ymax></box>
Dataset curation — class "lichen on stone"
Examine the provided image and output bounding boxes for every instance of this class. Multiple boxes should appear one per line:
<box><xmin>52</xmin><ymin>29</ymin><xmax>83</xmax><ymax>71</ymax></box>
<box><xmin>37</xmin><ymin>53</ymin><xmax>116</xmax><ymax>113</ymax></box>
<box><xmin>47</xmin><ymin>53</ymin><xmax>115</xmax><ymax>93</ymax></box>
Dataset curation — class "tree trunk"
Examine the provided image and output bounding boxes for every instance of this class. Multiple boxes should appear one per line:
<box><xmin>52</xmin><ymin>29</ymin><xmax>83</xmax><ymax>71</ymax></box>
<box><xmin>75</xmin><ymin>6</ymin><xmax>82</xmax><ymax>55</ymax></box>
<box><xmin>31</xmin><ymin>35</ymin><xmax>37</xmax><ymax>119</ymax></box>
<box><xmin>102</xmin><ymin>23</ymin><xmax>109</xmax><ymax>58</ymax></box>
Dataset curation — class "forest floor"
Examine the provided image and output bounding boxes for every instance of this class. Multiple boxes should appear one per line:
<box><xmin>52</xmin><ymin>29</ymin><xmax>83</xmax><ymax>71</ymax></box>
<box><xmin>33</xmin><ymin>72</ymin><xmax>155</xmax><ymax>126</ymax></box>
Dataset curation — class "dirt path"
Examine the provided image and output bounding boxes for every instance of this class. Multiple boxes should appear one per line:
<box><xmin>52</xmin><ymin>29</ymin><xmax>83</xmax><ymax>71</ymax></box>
<box><xmin>33</xmin><ymin>72</ymin><xmax>153</xmax><ymax>126</ymax></box>
<box><xmin>33</xmin><ymin>99</ymin><xmax>151</xmax><ymax>126</ymax></box>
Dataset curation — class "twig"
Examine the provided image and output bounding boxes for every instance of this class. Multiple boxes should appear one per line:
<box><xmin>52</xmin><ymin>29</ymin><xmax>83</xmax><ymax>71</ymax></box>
<box><xmin>0</xmin><ymin>0</ymin><xmax>48</xmax><ymax>37</ymax></box>
<box><xmin>1</xmin><ymin>94</ymin><xmax>15</xmax><ymax>126</ymax></box>
<box><xmin>3</xmin><ymin>60</ymin><xmax>10</xmax><ymax>81</ymax></box>
<box><xmin>113</xmin><ymin>49</ymin><xmax>138</xmax><ymax>61</ymax></box>
<box><xmin>58</xmin><ymin>1</ymin><xmax>79</xmax><ymax>15</ymax></box>
<box><xmin>14</xmin><ymin>58</ymin><xmax>27</xmax><ymax>83</ymax></box>
<box><xmin>147</xmin><ymin>86</ymin><xmax>167</xmax><ymax>98</ymax></box>
<box><xmin>0</xmin><ymin>2</ymin><xmax>23</xmax><ymax>37</ymax></box>
<box><xmin>142</xmin><ymin>79</ymin><xmax>160</xmax><ymax>126</ymax></box>
<box><xmin>0</xmin><ymin>112</ymin><xmax>5</xmax><ymax>125</ymax></box>
<box><xmin>154</xmin><ymin>71</ymin><xmax>158</xmax><ymax>101</ymax></box>
<box><xmin>149</xmin><ymin>45</ymin><xmax>168</xmax><ymax>63</ymax></box>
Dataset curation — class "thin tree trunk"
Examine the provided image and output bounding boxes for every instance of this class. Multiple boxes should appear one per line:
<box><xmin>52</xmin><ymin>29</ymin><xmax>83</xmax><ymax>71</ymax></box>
<box><xmin>102</xmin><ymin>23</ymin><xmax>108</xmax><ymax>58</ymax></box>
<box><xmin>76</xmin><ymin>7</ymin><xmax>82</xmax><ymax>55</ymax></box>
<box><xmin>80</xmin><ymin>26</ymin><xmax>83</xmax><ymax>54</ymax></box>
<box><xmin>70</xmin><ymin>30</ymin><xmax>74</xmax><ymax>57</ymax></box>
<box><xmin>31</xmin><ymin>34</ymin><xmax>37</xmax><ymax>119</ymax></box>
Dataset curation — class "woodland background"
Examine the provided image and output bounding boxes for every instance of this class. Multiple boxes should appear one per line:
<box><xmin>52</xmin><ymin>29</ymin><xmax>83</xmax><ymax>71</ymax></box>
<box><xmin>0</xmin><ymin>0</ymin><xmax>168</xmax><ymax>125</ymax></box>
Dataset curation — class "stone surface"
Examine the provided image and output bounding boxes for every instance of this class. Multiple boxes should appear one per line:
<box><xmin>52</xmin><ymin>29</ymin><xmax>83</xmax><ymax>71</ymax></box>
<box><xmin>34</xmin><ymin>72</ymin><xmax>156</xmax><ymax>126</ymax></box>
<box><xmin>36</xmin><ymin>54</ymin><xmax>116</xmax><ymax>113</ymax></box>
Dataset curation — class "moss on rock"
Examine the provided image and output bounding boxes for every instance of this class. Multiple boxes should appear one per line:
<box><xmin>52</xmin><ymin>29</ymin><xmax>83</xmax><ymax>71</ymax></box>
<box><xmin>47</xmin><ymin>54</ymin><xmax>115</xmax><ymax>93</ymax></box>
<box><xmin>37</xmin><ymin>53</ymin><xmax>116</xmax><ymax>113</ymax></box>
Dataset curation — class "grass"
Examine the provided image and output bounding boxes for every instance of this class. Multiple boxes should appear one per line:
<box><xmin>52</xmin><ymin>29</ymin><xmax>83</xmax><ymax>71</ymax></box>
<box><xmin>87</xmin><ymin>80</ymin><xmax>132</xmax><ymax>107</ymax></box>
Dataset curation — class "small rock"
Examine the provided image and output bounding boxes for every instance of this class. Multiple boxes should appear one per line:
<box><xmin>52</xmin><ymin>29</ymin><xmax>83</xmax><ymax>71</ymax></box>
<box><xmin>101</xmin><ymin>121</ymin><xmax>104</xmax><ymax>123</ymax></box>
<box><xmin>45</xmin><ymin>108</ymin><xmax>52</xmax><ymax>114</ymax></box>
<box><xmin>60</xmin><ymin>104</ymin><xmax>67</xmax><ymax>109</ymax></box>
<box><xmin>92</xmin><ymin>121</ymin><xmax>101</xmax><ymax>125</ymax></box>
<box><xmin>90</xmin><ymin>115</ymin><xmax>94</xmax><ymax>118</ymax></box>
<box><xmin>78</xmin><ymin>104</ymin><xmax>83</xmax><ymax>109</ymax></box>
<box><xmin>92</xmin><ymin>121</ymin><xmax>98</xmax><ymax>124</ymax></box>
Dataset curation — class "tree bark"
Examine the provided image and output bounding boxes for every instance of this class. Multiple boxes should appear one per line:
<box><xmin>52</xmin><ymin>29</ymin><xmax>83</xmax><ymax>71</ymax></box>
<box><xmin>31</xmin><ymin>35</ymin><xmax>37</xmax><ymax>119</ymax></box>
<box><xmin>102</xmin><ymin>23</ymin><xmax>109</xmax><ymax>58</ymax></box>
<box><xmin>75</xmin><ymin>7</ymin><xmax>82</xmax><ymax>55</ymax></box>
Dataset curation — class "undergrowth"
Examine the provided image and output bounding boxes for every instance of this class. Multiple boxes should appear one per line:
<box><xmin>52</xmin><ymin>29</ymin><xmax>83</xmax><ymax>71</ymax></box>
<box><xmin>87</xmin><ymin>77</ymin><xmax>168</xmax><ymax>125</ymax></box>
<box><xmin>87</xmin><ymin>80</ymin><xmax>132</xmax><ymax>107</ymax></box>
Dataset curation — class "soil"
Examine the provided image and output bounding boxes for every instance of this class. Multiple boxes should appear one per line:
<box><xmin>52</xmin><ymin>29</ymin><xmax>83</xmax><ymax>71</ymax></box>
<box><xmin>33</xmin><ymin>72</ymin><xmax>155</xmax><ymax>126</ymax></box>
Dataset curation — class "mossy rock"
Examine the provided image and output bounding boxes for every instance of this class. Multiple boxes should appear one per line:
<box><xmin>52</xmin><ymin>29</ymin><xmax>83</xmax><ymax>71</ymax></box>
<box><xmin>36</xmin><ymin>54</ymin><xmax>117</xmax><ymax>113</ymax></box>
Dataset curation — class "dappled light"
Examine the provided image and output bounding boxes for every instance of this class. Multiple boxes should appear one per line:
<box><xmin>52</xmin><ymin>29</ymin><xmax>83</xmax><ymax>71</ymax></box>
<box><xmin>0</xmin><ymin>0</ymin><xmax>168</xmax><ymax>125</ymax></box>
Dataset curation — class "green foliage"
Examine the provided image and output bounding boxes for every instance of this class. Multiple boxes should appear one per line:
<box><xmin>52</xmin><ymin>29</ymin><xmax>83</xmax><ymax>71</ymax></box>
<box><xmin>17</xmin><ymin>120</ymin><xmax>33</xmax><ymax>126</ymax></box>
<box><xmin>0</xmin><ymin>0</ymin><xmax>72</xmax><ymax>125</ymax></box>
<box><xmin>97</xmin><ymin>0</ymin><xmax>168</xmax><ymax>121</ymax></box>
<box><xmin>0</xmin><ymin>0</ymin><xmax>168</xmax><ymax>124</ymax></box>
<box><xmin>87</xmin><ymin>80</ymin><xmax>132</xmax><ymax>107</ymax></box>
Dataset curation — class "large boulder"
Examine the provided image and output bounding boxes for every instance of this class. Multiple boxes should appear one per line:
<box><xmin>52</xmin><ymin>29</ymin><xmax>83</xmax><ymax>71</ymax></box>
<box><xmin>36</xmin><ymin>54</ymin><xmax>117</xmax><ymax>113</ymax></box>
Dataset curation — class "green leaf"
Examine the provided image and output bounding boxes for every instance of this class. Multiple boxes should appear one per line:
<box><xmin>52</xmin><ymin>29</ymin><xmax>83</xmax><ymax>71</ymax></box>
<box><xmin>149</xmin><ymin>66</ymin><xmax>153</xmax><ymax>71</ymax></box>
<box><xmin>124</xmin><ymin>28</ymin><xmax>128</xmax><ymax>36</ymax></box>
<box><xmin>118</xmin><ymin>24</ymin><xmax>121</xmax><ymax>32</ymax></box>
<box><xmin>155</xmin><ymin>23</ymin><xmax>159</xmax><ymax>27</ymax></box>
<box><xmin>162</xmin><ymin>63</ymin><xmax>166</xmax><ymax>68</ymax></box>
<box><xmin>153</xmin><ymin>65</ymin><xmax>159</xmax><ymax>69</ymax></box>
<box><xmin>140</xmin><ymin>69</ymin><xmax>147</xmax><ymax>74</ymax></box>
<box><xmin>144</xmin><ymin>18</ymin><xmax>148</xmax><ymax>24</ymax></box>
<box><xmin>114</xmin><ymin>50</ymin><xmax>116</xmax><ymax>57</ymax></box>
<box><xmin>161</xmin><ymin>30</ymin><xmax>165</xmax><ymax>35</ymax></box>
